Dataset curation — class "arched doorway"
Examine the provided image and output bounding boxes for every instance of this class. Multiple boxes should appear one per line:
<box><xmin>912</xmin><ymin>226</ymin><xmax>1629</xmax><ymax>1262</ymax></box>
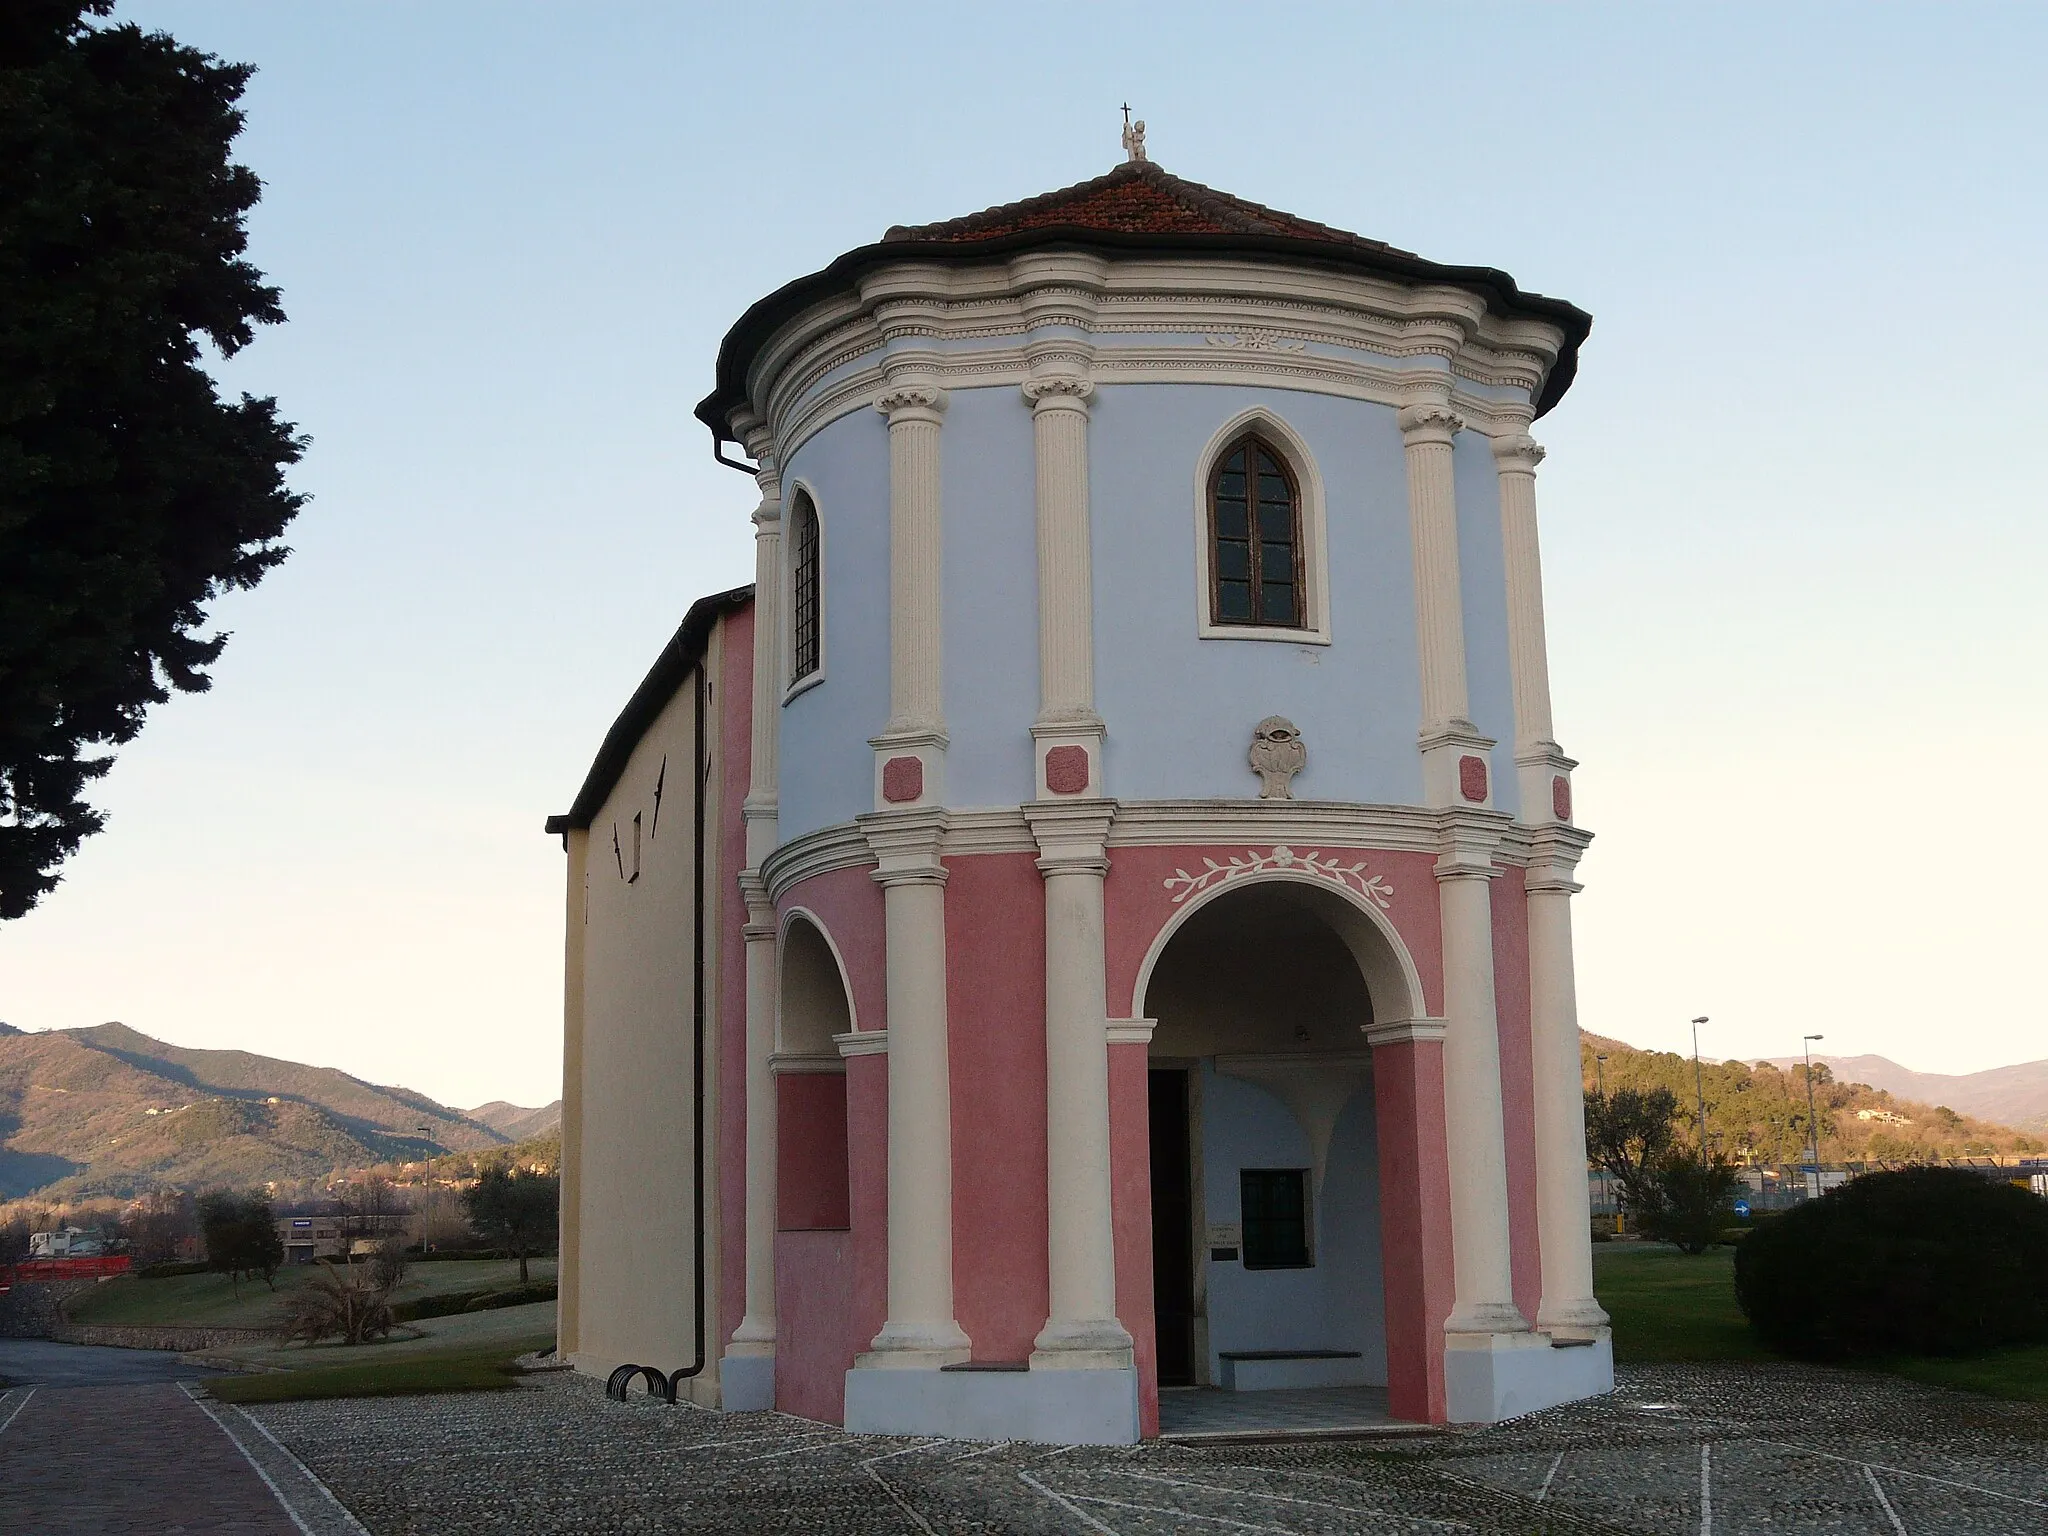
<box><xmin>777</xmin><ymin>913</ymin><xmax>852</xmax><ymax>1231</ymax></box>
<box><xmin>1142</xmin><ymin>877</ymin><xmax>1393</xmax><ymax>1395</ymax></box>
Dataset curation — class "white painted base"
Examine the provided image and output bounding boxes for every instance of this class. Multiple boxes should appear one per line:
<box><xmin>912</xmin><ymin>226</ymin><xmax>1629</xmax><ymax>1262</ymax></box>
<box><xmin>720</xmin><ymin>1351</ymin><xmax>776</xmax><ymax>1412</ymax></box>
<box><xmin>1443</xmin><ymin>1331</ymin><xmax>1613</xmax><ymax>1424</ymax></box>
<box><xmin>843</xmin><ymin>1366</ymin><xmax>1139</xmax><ymax>1444</ymax></box>
<box><xmin>1218</xmin><ymin>1354</ymin><xmax>1371</xmax><ymax>1391</ymax></box>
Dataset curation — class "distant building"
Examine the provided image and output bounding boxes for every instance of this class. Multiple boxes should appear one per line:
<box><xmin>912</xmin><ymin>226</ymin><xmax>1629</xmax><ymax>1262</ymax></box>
<box><xmin>28</xmin><ymin>1227</ymin><xmax>105</xmax><ymax>1259</ymax></box>
<box><xmin>552</xmin><ymin>146</ymin><xmax>1609</xmax><ymax>1443</ymax></box>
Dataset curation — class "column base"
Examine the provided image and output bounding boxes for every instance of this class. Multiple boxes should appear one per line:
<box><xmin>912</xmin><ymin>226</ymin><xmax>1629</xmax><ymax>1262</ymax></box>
<box><xmin>719</xmin><ymin>1350</ymin><xmax>776</xmax><ymax>1412</ymax></box>
<box><xmin>1536</xmin><ymin>1298</ymin><xmax>1611</xmax><ymax>1339</ymax></box>
<box><xmin>1030</xmin><ymin>1317</ymin><xmax>1134</xmax><ymax>1371</ymax></box>
<box><xmin>1443</xmin><ymin>1330</ymin><xmax>1612</xmax><ymax>1424</ymax></box>
<box><xmin>843</xmin><ymin>1363</ymin><xmax>1139</xmax><ymax>1444</ymax></box>
<box><xmin>859</xmin><ymin>1318</ymin><xmax>972</xmax><ymax>1368</ymax></box>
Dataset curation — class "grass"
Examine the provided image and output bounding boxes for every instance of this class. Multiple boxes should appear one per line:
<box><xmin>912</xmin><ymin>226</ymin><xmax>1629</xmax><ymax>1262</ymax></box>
<box><xmin>66</xmin><ymin>1257</ymin><xmax>555</xmax><ymax>1330</ymax></box>
<box><xmin>1593</xmin><ymin>1240</ymin><xmax>2048</xmax><ymax>1403</ymax></box>
<box><xmin>205</xmin><ymin>1330</ymin><xmax>556</xmax><ymax>1404</ymax></box>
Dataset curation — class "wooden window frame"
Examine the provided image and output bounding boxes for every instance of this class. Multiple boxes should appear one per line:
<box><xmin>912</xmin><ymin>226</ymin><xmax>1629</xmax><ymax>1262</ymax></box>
<box><xmin>788</xmin><ymin>490</ymin><xmax>822</xmax><ymax>693</ymax></box>
<box><xmin>1207</xmin><ymin>433</ymin><xmax>1307</xmax><ymax>631</ymax></box>
<box><xmin>1239</xmin><ymin>1167</ymin><xmax>1314</xmax><ymax>1270</ymax></box>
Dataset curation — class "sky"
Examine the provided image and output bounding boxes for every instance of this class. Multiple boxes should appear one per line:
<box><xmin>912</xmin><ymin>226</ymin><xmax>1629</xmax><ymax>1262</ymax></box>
<box><xmin>2</xmin><ymin>3</ymin><xmax>2043</xmax><ymax>1110</ymax></box>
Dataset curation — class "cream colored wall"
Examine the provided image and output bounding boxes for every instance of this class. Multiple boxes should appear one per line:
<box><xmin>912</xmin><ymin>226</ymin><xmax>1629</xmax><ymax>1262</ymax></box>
<box><xmin>568</xmin><ymin>659</ymin><xmax>719</xmax><ymax>1381</ymax></box>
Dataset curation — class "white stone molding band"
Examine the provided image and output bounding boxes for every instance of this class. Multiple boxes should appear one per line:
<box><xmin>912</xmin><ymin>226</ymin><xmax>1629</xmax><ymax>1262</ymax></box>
<box><xmin>1361</xmin><ymin>1018</ymin><xmax>1448</xmax><ymax>1047</ymax></box>
<box><xmin>859</xmin><ymin>810</ymin><xmax>970</xmax><ymax>1366</ymax></box>
<box><xmin>1105</xmin><ymin>1019</ymin><xmax>1156</xmax><ymax>1046</ymax></box>
<box><xmin>1435</xmin><ymin>829</ymin><xmax>1530</xmax><ymax>1339</ymax></box>
<box><xmin>1024</xmin><ymin>801</ymin><xmax>1132</xmax><ymax>1369</ymax></box>
<box><xmin>834</xmin><ymin>1029</ymin><xmax>889</xmax><ymax>1058</ymax></box>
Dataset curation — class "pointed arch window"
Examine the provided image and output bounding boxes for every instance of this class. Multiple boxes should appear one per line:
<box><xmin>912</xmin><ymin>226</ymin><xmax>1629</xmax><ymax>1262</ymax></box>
<box><xmin>1208</xmin><ymin>435</ymin><xmax>1303</xmax><ymax>629</ymax></box>
<box><xmin>789</xmin><ymin>490</ymin><xmax>821</xmax><ymax>687</ymax></box>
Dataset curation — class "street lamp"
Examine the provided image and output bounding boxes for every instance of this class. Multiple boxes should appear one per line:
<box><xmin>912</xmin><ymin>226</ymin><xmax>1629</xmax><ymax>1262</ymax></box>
<box><xmin>1690</xmin><ymin>1017</ymin><xmax>1710</xmax><ymax>1157</ymax></box>
<box><xmin>1802</xmin><ymin>1034</ymin><xmax>1825</xmax><ymax>1198</ymax></box>
<box><xmin>416</xmin><ymin>1124</ymin><xmax>434</xmax><ymax>1252</ymax></box>
<box><xmin>1593</xmin><ymin>1054</ymin><xmax>1610</xmax><ymax>1219</ymax></box>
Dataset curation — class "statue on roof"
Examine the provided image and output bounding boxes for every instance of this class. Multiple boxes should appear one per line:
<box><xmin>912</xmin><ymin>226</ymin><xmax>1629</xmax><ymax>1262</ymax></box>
<box><xmin>1121</xmin><ymin>107</ymin><xmax>1147</xmax><ymax>165</ymax></box>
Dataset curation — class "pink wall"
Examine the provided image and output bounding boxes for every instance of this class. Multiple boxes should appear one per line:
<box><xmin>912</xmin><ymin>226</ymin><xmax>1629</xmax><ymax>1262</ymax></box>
<box><xmin>1371</xmin><ymin>1036</ymin><xmax>1453</xmax><ymax>1424</ymax></box>
<box><xmin>1101</xmin><ymin>844</ymin><xmax>1446</xmax><ymax>1020</ymax></box>
<box><xmin>1108</xmin><ymin>1041</ymin><xmax>1159</xmax><ymax>1438</ymax></box>
<box><xmin>778</xmin><ymin>1074</ymin><xmax>851</xmax><ymax>1231</ymax></box>
<box><xmin>780</xmin><ymin>865</ymin><xmax>888</xmax><ymax>1033</ymax></box>
<box><xmin>944</xmin><ymin>851</ymin><xmax>1050</xmax><ymax>1362</ymax></box>
<box><xmin>846</xmin><ymin>1052</ymin><xmax>888</xmax><ymax>1373</ymax></box>
<box><xmin>717</xmin><ymin>604</ymin><xmax>755</xmax><ymax>1359</ymax></box>
<box><xmin>775</xmin><ymin>1230</ymin><xmax>853</xmax><ymax>1424</ymax></box>
<box><xmin>1490</xmin><ymin>865</ymin><xmax>1541</xmax><ymax>1326</ymax></box>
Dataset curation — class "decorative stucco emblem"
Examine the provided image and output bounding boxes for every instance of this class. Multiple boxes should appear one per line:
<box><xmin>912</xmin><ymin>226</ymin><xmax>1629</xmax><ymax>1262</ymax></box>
<box><xmin>1043</xmin><ymin>745</ymin><xmax>1090</xmax><ymax>795</ymax></box>
<box><xmin>1248</xmin><ymin>716</ymin><xmax>1307</xmax><ymax>799</ymax></box>
<box><xmin>1163</xmin><ymin>846</ymin><xmax>1394</xmax><ymax>910</ymax></box>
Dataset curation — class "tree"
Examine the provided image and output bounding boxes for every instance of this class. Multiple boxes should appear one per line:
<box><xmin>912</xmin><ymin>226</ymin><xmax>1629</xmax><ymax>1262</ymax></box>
<box><xmin>0</xmin><ymin>3</ymin><xmax>305</xmax><ymax>917</ymax></box>
<box><xmin>1584</xmin><ymin>1086</ymin><xmax>1681</xmax><ymax>1223</ymax></box>
<box><xmin>197</xmin><ymin>1190</ymin><xmax>282</xmax><ymax>1295</ymax></box>
<box><xmin>1636</xmin><ymin>1149</ymin><xmax>1741</xmax><ymax>1255</ymax></box>
<box><xmin>461</xmin><ymin>1166</ymin><xmax>559</xmax><ymax>1284</ymax></box>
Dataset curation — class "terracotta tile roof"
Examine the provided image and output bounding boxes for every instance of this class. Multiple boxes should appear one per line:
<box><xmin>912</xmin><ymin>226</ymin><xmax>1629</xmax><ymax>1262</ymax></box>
<box><xmin>883</xmin><ymin>159</ymin><xmax>1422</xmax><ymax>260</ymax></box>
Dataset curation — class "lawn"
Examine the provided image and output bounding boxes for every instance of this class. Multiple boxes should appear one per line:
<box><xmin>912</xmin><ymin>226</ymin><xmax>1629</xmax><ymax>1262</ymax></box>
<box><xmin>206</xmin><ymin>1330</ymin><xmax>557</xmax><ymax>1404</ymax></box>
<box><xmin>1593</xmin><ymin>1241</ymin><xmax>2048</xmax><ymax>1403</ymax></box>
<box><xmin>66</xmin><ymin>1257</ymin><xmax>556</xmax><ymax>1330</ymax></box>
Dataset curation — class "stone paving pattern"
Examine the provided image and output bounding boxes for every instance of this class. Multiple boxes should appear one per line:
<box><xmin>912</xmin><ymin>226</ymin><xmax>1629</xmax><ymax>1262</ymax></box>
<box><xmin>245</xmin><ymin>1362</ymin><xmax>2048</xmax><ymax>1535</ymax></box>
<box><xmin>0</xmin><ymin>1382</ymin><xmax>302</xmax><ymax>1535</ymax></box>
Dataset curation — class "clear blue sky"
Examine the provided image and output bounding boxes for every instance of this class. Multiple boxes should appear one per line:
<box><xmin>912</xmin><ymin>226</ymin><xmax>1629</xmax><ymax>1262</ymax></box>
<box><xmin>2</xmin><ymin>3</ymin><xmax>2042</xmax><ymax>1108</ymax></box>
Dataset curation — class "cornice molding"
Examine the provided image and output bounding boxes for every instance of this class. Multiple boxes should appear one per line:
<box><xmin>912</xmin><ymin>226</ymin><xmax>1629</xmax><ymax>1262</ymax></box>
<box><xmin>1363</xmin><ymin>1018</ymin><xmax>1448</xmax><ymax>1047</ymax></box>
<box><xmin>749</xmin><ymin>256</ymin><xmax>1562</xmax><ymax>463</ymax></box>
<box><xmin>834</xmin><ymin>1029</ymin><xmax>889</xmax><ymax>1058</ymax></box>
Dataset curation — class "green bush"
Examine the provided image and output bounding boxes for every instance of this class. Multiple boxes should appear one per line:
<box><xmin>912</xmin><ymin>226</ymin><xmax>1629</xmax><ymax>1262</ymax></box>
<box><xmin>389</xmin><ymin>1280</ymin><xmax>557</xmax><ymax>1323</ymax></box>
<box><xmin>1735</xmin><ymin>1167</ymin><xmax>2048</xmax><ymax>1358</ymax></box>
<box><xmin>138</xmin><ymin>1260</ymin><xmax>212</xmax><ymax>1279</ymax></box>
<box><xmin>462</xmin><ymin>1281</ymin><xmax>555</xmax><ymax>1312</ymax></box>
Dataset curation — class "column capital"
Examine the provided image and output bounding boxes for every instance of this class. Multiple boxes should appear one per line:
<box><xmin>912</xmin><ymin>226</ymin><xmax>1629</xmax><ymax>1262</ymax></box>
<box><xmin>1363</xmin><ymin>1018</ymin><xmax>1448</xmax><ymax>1047</ymax></box>
<box><xmin>1524</xmin><ymin>823</ymin><xmax>1593</xmax><ymax>895</ymax></box>
<box><xmin>1022</xmin><ymin>798</ymin><xmax>1116</xmax><ymax>874</ymax></box>
<box><xmin>737</xmin><ymin>867</ymin><xmax>776</xmax><ymax>926</ymax></box>
<box><xmin>1434</xmin><ymin>807</ymin><xmax>1511</xmax><ymax>880</ymax></box>
<box><xmin>1490</xmin><ymin>432</ymin><xmax>1545</xmax><ymax>474</ymax></box>
<box><xmin>1398</xmin><ymin>402</ymin><xmax>1465</xmax><ymax>446</ymax></box>
<box><xmin>876</xmin><ymin>382</ymin><xmax>947</xmax><ymax>424</ymax></box>
<box><xmin>1022</xmin><ymin>374</ymin><xmax>1094</xmax><ymax>415</ymax></box>
<box><xmin>859</xmin><ymin>807</ymin><xmax>950</xmax><ymax>886</ymax></box>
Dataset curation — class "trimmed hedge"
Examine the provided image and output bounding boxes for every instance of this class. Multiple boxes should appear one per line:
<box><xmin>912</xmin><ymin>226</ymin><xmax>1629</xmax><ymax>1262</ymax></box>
<box><xmin>137</xmin><ymin>1260</ymin><xmax>212</xmax><ymax>1279</ymax></box>
<box><xmin>389</xmin><ymin>1281</ymin><xmax>557</xmax><ymax>1324</ymax></box>
<box><xmin>1735</xmin><ymin>1167</ymin><xmax>2048</xmax><ymax>1358</ymax></box>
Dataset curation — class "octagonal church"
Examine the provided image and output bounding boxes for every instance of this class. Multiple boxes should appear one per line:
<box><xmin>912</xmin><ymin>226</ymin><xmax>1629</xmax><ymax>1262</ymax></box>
<box><xmin>547</xmin><ymin>138</ymin><xmax>1610</xmax><ymax>1444</ymax></box>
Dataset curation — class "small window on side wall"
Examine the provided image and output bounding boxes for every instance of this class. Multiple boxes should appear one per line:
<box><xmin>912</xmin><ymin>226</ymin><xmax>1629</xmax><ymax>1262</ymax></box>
<box><xmin>1209</xmin><ymin>435</ymin><xmax>1303</xmax><ymax>629</ymax></box>
<box><xmin>789</xmin><ymin>491</ymin><xmax>821</xmax><ymax>688</ymax></box>
<box><xmin>1240</xmin><ymin>1168</ymin><xmax>1312</xmax><ymax>1269</ymax></box>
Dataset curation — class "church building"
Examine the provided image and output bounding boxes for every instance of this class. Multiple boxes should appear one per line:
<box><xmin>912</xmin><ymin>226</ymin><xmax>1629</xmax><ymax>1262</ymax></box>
<box><xmin>547</xmin><ymin>133</ymin><xmax>1612</xmax><ymax>1445</ymax></box>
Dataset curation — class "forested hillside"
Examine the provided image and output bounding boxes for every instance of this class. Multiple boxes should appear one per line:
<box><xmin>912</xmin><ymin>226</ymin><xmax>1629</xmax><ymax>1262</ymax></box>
<box><xmin>0</xmin><ymin>1022</ymin><xmax>508</xmax><ymax>1201</ymax></box>
<box><xmin>1582</xmin><ymin>1032</ymin><xmax>2043</xmax><ymax>1163</ymax></box>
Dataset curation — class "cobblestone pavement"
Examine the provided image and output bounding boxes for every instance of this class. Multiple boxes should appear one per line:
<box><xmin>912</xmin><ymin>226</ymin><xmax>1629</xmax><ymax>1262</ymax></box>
<box><xmin>243</xmin><ymin>1362</ymin><xmax>2048</xmax><ymax>1535</ymax></box>
<box><xmin>0</xmin><ymin>1382</ymin><xmax>304</xmax><ymax>1535</ymax></box>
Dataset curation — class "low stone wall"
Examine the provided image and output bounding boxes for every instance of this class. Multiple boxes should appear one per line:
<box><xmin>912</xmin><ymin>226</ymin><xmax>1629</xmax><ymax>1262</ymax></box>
<box><xmin>0</xmin><ymin>1280</ymin><xmax>94</xmax><ymax>1338</ymax></box>
<box><xmin>47</xmin><ymin>1322</ymin><xmax>278</xmax><ymax>1353</ymax></box>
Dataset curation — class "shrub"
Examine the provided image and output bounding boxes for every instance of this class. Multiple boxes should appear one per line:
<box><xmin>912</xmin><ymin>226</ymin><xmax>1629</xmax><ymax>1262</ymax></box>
<box><xmin>1735</xmin><ymin>1167</ymin><xmax>2048</xmax><ymax>1359</ymax></box>
<box><xmin>462</xmin><ymin>1281</ymin><xmax>556</xmax><ymax>1312</ymax></box>
<box><xmin>138</xmin><ymin>1260</ymin><xmax>211</xmax><ymax>1279</ymax></box>
<box><xmin>1636</xmin><ymin>1151</ymin><xmax>1741</xmax><ymax>1255</ymax></box>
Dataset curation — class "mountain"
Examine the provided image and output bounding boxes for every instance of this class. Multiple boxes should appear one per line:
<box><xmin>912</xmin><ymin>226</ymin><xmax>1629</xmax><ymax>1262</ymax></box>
<box><xmin>1583</xmin><ymin>1031</ymin><xmax>2044</xmax><ymax>1161</ymax></box>
<box><xmin>1760</xmin><ymin>1053</ymin><xmax>2048</xmax><ymax>1135</ymax></box>
<box><xmin>0</xmin><ymin>1022</ymin><xmax>510</xmax><ymax>1203</ymax></box>
<box><xmin>466</xmin><ymin>1100</ymin><xmax>562</xmax><ymax>1141</ymax></box>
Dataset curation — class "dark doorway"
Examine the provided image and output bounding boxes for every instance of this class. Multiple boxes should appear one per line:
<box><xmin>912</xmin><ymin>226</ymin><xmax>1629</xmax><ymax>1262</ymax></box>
<box><xmin>1149</xmin><ymin>1068</ymin><xmax>1196</xmax><ymax>1387</ymax></box>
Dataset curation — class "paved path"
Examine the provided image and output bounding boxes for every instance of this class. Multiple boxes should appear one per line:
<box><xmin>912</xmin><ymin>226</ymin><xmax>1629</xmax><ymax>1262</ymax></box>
<box><xmin>245</xmin><ymin>1363</ymin><xmax>2048</xmax><ymax>1534</ymax></box>
<box><xmin>0</xmin><ymin>1382</ymin><xmax>304</xmax><ymax>1535</ymax></box>
<box><xmin>0</xmin><ymin>1336</ymin><xmax>225</xmax><ymax>1387</ymax></box>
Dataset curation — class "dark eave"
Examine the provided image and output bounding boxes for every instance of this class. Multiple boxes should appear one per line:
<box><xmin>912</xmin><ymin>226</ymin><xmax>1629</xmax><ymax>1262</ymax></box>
<box><xmin>696</xmin><ymin>210</ymin><xmax>1590</xmax><ymax>442</ymax></box>
<box><xmin>544</xmin><ymin>584</ymin><xmax>753</xmax><ymax>837</ymax></box>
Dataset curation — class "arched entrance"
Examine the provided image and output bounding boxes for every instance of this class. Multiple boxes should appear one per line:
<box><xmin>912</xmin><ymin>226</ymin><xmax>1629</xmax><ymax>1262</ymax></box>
<box><xmin>1141</xmin><ymin>876</ymin><xmax>1399</xmax><ymax>1399</ymax></box>
<box><xmin>776</xmin><ymin>913</ymin><xmax>852</xmax><ymax>1231</ymax></box>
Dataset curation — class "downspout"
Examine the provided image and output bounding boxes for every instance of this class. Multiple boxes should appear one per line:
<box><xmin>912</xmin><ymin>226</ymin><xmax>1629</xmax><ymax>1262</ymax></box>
<box><xmin>666</xmin><ymin>660</ymin><xmax>712</xmax><ymax>1399</ymax></box>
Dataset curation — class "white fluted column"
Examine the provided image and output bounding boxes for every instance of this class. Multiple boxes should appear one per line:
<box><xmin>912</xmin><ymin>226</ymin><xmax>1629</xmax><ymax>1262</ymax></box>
<box><xmin>1493</xmin><ymin>432</ymin><xmax>1576</xmax><ymax>821</ymax></box>
<box><xmin>1527</xmin><ymin>831</ymin><xmax>1606</xmax><ymax>1333</ymax></box>
<box><xmin>1025</xmin><ymin>375</ymin><xmax>1099</xmax><ymax>727</ymax></box>
<box><xmin>726</xmin><ymin>876</ymin><xmax>779</xmax><ymax>1371</ymax></box>
<box><xmin>722</xmin><ymin>427</ymin><xmax>782</xmax><ymax>1409</ymax></box>
<box><xmin>1436</xmin><ymin>829</ymin><xmax>1528</xmax><ymax>1337</ymax></box>
<box><xmin>1024</xmin><ymin>802</ymin><xmax>1129</xmax><ymax>1368</ymax></box>
<box><xmin>1400</xmin><ymin>401</ymin><xmax>1496</xmax><ymax>808</ymax></box>
<box><xmin>859</xmin><ymin>810</ymin><xmax>969</xmax><ymax>1365</ymax></box>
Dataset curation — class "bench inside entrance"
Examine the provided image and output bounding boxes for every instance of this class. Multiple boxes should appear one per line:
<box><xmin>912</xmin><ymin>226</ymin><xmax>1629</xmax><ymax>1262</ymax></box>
<box><xmin>1217</xmin><ymin>1349</ymin><xmax>1368</xmax><ymax>1392</ymax></box>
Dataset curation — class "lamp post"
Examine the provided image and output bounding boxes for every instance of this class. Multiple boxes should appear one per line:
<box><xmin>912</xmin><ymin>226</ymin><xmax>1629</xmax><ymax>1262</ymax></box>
<box><xmin>1690</xmin><ymin>1016</ymin><xmax>1710</xmax><ymax>1158</ymax></box>
<box><xmin>416</xmin><ymin>1124</ymin><xmax>434</xmax><ymax>1252</ymax></box>
<box><xmin>1802</xmin><ymin>1034</ymin><xmax>1825</xmax><ymax>1199</ymax></box>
